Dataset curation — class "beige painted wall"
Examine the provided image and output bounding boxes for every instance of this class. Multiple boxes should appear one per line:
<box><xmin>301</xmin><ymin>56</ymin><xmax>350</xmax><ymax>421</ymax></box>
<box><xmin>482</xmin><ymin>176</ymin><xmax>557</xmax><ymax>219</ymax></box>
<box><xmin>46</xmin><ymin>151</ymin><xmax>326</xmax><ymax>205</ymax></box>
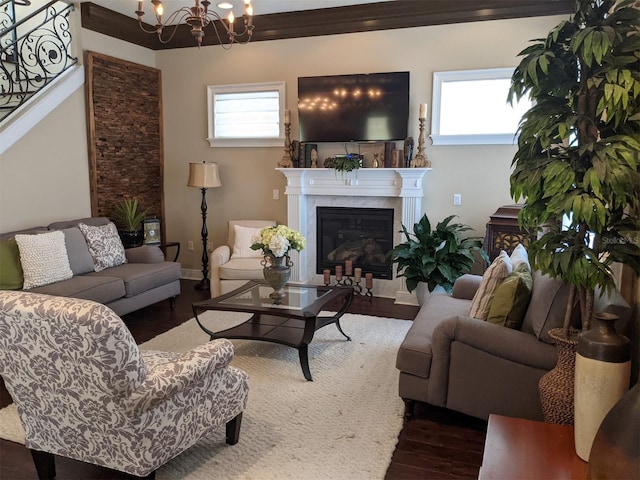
<box><xmin>1</xmin><ymin>13</ymin><xmax>565</xmax><ymax>277</ymax></box>
<box><xmin>157</xmin><ymin>15</ymin><xmax>564</xmax><ymax>274</ymax></box>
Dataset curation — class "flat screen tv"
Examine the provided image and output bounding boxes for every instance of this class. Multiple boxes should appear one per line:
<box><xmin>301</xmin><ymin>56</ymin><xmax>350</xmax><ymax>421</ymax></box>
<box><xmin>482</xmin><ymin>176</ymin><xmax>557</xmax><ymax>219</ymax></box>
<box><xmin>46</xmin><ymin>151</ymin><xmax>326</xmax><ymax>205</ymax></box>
<box><xmin>298</xmin><ymin>71</ymin><xmax>409</xmax><ymax>143</ymax></box>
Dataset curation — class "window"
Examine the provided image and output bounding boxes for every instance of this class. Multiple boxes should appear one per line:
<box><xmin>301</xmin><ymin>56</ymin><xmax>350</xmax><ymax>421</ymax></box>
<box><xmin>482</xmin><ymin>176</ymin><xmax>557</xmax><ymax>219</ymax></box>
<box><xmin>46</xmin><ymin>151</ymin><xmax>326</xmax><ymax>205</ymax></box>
<box><xmin>207</xmin><ymin>81</ymin><xmax>285</xmax><ymax>147</ymax></box>
<box><xmin>430</xmin><ymin>68</ymin><xmax>532</xmax><ymax>146</ymax></box>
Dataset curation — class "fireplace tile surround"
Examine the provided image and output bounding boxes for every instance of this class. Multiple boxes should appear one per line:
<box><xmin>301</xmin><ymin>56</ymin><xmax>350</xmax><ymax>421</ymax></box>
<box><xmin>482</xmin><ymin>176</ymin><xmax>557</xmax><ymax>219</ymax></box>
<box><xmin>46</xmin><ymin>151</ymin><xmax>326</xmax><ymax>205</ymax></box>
<box><xmin>277</xmin><ymin>168</ymin><xmax>430</xmax><ymax>304</ymax></box>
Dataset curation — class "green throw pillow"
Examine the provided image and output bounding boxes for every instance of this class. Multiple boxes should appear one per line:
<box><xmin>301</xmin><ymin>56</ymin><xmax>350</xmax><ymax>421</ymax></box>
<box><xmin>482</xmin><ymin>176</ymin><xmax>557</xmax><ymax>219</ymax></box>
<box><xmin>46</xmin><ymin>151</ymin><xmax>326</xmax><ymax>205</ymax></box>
<box><xmin>487</xmin><ymin>263</ymin><xmax>533</xmax><ymax>329</ymax></box>
<box><xmin>0</xmin><ymin>238</ymin><xmax>24</xmax><ymax>290</ymax></box>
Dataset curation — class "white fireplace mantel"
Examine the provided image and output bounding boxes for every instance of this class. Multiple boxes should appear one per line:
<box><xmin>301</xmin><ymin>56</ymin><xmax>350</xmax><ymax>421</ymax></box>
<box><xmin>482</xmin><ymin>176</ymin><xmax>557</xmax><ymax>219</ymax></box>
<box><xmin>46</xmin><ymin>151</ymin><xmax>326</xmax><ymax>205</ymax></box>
<box><xmin>277</xmin><ymin>167</ymin><xmax>430</xmax><ymax>304</ymax></box>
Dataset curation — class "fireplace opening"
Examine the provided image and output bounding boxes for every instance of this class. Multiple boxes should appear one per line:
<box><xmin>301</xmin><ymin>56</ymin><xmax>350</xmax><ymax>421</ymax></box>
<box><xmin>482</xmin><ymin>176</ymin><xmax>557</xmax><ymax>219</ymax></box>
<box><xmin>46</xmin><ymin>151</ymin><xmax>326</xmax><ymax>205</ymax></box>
<box><xmin>316</xmin><ymin>207</ymin><xmax>394</xmax><ymax>279</ymax></box>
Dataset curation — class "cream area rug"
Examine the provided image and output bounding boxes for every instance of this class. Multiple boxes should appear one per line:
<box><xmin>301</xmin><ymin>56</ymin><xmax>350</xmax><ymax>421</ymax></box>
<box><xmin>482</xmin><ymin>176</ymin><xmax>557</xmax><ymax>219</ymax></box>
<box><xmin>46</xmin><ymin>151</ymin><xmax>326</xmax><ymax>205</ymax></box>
<box><xmin>0</xmin><ymin>311</ymin><xmax>411</xmax><ymax>479</ymax></box>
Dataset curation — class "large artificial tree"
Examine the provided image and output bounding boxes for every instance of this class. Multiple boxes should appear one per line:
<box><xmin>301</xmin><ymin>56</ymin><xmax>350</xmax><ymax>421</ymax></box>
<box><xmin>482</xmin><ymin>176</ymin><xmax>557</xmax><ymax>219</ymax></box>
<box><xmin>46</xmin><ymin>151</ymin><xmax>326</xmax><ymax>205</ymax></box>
<box><xmin>509</xmin><ymin>0</ymin><xmax>640</xmax><ymax>338</ymax></box>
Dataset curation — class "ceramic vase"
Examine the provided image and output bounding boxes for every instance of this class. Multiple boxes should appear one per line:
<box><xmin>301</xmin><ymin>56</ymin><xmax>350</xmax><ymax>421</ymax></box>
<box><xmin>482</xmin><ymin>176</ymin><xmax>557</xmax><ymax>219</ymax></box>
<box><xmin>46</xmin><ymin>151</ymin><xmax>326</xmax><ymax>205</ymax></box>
<box><xmin>262</xmin><ymin>254</ymin><xmax>292</xmax><ymax>301</ymax></box>
<box><xmin>538</xmin><ymin>327</ymin><xmax>579</xmax><ymax>425</ymax></box>
<box><xmin>119</xmin><ymin>229</ymin><xmax>143</xmax><ymax>248</ymax></box>
<box><xmin>574</xmin><ymin>312</ymin><xmax>631</xmax><ymax>461</ymax></box>
<box><xmin>587</xmin><ymin>382</ymin><xmax>639</xmax><ymax>479</ymax></box>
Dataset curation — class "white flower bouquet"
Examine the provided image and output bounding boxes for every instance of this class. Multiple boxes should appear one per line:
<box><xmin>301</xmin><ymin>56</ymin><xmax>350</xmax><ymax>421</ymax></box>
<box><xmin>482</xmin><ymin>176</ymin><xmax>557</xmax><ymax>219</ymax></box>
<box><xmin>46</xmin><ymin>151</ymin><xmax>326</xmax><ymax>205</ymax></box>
<box><xmin>250</xmin><ymin>225</ymin><xmax>306</xmax><ymax>258</ymax></box>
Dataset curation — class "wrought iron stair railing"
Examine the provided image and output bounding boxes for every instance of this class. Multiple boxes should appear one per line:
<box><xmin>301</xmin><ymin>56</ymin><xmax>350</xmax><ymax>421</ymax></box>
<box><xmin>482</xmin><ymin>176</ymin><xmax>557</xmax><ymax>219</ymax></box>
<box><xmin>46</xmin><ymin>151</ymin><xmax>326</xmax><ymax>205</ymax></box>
<box><xmin>0</xmin><ymin>0</ymin><xmax>77</xmax><ymax>123</ymax></box>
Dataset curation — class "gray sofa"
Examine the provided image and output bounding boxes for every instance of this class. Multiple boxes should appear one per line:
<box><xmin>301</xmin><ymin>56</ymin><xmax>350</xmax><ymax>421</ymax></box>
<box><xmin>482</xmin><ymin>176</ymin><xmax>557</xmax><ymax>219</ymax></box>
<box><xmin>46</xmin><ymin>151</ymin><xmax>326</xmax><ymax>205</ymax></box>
<box><xmin>396</xmin><ymin>272</ymin><xmax>631</xmax><ymax>422</ymax></box>
<box><xmin>0</xmin><ymin>217</ymin><xmax>181</xmax><ymax>316</ymax></box>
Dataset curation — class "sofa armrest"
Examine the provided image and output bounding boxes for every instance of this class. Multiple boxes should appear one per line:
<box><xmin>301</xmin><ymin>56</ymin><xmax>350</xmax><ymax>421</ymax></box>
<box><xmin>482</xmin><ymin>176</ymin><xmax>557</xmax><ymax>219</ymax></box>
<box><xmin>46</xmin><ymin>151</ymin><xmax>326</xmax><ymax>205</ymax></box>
<box><xmin>451</xmin><ymin>274</ymin><xmax>482</xmax><ymax>300</ymax></box>
<box><xmin>427</xmin><ymin>315</ymin><xmax>557</xmax><ymax>406</ymax></box>
<box><xmin>210</xmin><ymin>245</ymin><xmax>231</xmax><ymax>267</ymax></box>
<box><xmin>124</xmin><ymin>339</ymin><xmax>235</xmax><ymax>417</ymax></box>
<box><xmin>125</xmin><ymin>246</ymin><xmax>165</xmax><ymax>264</ymax></box>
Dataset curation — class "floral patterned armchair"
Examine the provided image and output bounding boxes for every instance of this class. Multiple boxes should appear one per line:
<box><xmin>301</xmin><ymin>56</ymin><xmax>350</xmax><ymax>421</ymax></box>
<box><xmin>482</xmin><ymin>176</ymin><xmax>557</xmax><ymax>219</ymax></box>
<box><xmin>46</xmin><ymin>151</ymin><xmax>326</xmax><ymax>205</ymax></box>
<box><xmin>0</xmin><ymin>291</ymin><xmax>249</xmax><ymax>479</ymax></box>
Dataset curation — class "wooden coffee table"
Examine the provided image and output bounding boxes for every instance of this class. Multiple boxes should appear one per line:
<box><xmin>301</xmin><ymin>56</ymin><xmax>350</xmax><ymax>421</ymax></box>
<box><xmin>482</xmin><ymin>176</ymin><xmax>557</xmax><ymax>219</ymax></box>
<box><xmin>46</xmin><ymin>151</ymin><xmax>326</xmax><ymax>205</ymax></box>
<box><xmin>192</xmin><ymin>281</ymin><xmax>354</xmax><ymax>381</ymax></box>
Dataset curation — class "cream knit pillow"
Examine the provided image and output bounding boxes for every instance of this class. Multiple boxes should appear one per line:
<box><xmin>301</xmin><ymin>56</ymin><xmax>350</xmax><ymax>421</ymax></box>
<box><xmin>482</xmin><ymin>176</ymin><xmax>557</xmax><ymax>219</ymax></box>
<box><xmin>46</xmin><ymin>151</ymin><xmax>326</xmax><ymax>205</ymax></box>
<box><xmin>469</xmin><ymin>250</ymin><xmax>513</xmax><ymax>320</ymax></box>
<box><xmin>15</xmin><ymin>231</ymin><xmax>73</xmax><ymax>289</ymax></box>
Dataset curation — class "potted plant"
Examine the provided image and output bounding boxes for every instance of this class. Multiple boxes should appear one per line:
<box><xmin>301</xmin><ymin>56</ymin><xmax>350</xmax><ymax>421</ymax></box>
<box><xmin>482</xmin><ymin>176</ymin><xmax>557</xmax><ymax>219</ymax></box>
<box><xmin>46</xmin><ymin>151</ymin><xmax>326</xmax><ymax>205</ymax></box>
<box><xmin>112</xmin><ymin>197</ymin><xmax>148</xmax><ymax>248</ymax></box>
<box><xmin>508</xmin><ymin>0</ymin><xmax>640</xmax><ymax>429</ymax></box>
<box><xmin>508</xmin><ymin>0</ymin><xmax>640</xmax><ymax>339</ymax></box>
<box><xmin>391</xmin><ymin>214</ymin><xmax>488</xmax><ymax>303</ymax></box>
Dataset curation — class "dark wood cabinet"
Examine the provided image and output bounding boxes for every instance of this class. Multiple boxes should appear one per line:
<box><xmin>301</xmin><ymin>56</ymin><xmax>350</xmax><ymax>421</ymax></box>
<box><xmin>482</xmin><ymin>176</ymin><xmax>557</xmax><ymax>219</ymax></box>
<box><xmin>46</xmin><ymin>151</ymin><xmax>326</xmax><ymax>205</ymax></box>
<box><xmin>484</xmin><ymin>204</ymin><xmax>534</xmax><ymax>261</ymax></box>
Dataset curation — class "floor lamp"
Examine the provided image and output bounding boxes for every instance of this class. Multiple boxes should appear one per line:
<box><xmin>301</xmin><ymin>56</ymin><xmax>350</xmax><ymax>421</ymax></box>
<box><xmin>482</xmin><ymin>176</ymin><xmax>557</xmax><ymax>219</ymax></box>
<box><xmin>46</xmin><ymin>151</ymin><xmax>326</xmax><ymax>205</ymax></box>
<box><xmin>187</xmin><ymin>162</ymin><xmax>222</xmax><ymax>291</ymax></box>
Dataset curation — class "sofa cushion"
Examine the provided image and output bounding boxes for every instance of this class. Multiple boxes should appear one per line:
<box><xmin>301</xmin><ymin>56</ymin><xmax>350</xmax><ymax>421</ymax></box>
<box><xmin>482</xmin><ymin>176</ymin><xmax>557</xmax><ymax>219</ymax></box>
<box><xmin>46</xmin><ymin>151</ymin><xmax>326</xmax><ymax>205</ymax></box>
<box><xmin>469</xmin><ymin>250</ymin><xmax>512</xmax><ymax>320</ymax></box>
<box><xmin>219</xmin><ymin>257</ymin><xmax>265</xmax><ymax>280</ymax></box>
<box><xmin>509</xmin><ymin>243</ymin><xmax>530</xmax><ymax>271</ymax></box>
<box><xmin>231</xmin><ymin>225</ymin><xmax>263</xmax><ymax>259</ymax></box>
<box><xmin>90</xmin><ymin>262</ymin><xmax>181</xmax><ymax>297</ymax></box>
<box><xmin>61</xmin><ymin>227</ymin><xmax>95</xmax><ymax>275</ymax></box>
<box><xmin>486</xmin><ymin>263</ymin><xmax>533</xmax><ymax>329</ymax></box>
<box><xmin>30</xmin><ymin>275</ymin><xmax>126</xmax><ymax>304</ymax></box>
<box><xmin>0</xmin><ymin>239</ymin><xmax>23</xmax><ymax>290</ymax></box>
<box><xmin>521</xmin><ymin>271</ymin><xmax>578</xmax><ymax>344</ymax></box>
<box><xmin>396</xmin><ymin>293</ymin><xmax>473</xmax><ymax>378</ymax></box>
<box><xmin>79</xmin><ymin>222</ymin><xmax>127</xmax><ymax>272</ymax></box>
<box><xmin>15</xmin><ymin>231</ymin><xmax>73</xmax><ymax>289</ymax></box>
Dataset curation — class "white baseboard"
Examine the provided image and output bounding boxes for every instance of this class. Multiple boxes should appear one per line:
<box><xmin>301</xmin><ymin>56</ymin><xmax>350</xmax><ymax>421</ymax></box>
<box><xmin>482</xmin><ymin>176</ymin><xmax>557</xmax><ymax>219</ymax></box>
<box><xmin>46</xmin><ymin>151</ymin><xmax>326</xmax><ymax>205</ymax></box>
<box><xmin>181</xmin><ymin>268</ymin><xmax>202</xmax><ymax>281</ymax></box>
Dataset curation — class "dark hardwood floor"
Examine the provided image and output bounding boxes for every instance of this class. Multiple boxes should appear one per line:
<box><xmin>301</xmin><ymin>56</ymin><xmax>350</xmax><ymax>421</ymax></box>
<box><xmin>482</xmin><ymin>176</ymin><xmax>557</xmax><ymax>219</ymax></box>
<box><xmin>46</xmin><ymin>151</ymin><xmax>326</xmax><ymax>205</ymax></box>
<box><xmin>0</xmin><ymin>280</ymin><xmax>486</xmax><ymax>479</ymax></box>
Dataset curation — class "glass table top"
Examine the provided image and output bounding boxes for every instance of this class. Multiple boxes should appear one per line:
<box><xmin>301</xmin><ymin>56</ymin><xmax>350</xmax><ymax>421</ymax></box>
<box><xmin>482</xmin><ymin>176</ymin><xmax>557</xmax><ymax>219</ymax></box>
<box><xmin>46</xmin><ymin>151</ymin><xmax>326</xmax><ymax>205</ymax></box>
<box><xmin>218</xmin><ymin>283</ymin><xmax>331</xmax><ymax>310</ymax></box>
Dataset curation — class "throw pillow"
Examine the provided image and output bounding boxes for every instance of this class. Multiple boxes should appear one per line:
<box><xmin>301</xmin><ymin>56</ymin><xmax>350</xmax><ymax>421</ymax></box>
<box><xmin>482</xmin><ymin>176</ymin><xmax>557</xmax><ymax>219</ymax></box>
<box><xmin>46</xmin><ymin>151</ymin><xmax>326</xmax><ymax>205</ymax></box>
<box><xmin>486</xmin><ymin>263</ymin><xmax>533</xmax><ymax>329</ymax></box>
<box><xmin>469</xmin><ymin>250</ymin><xmax>513</xmax><ymax>320</ymax></box>
<box><xmin>78</xmin><ymin>222</ymin><xmax>127</xmax><ymax>272</ymax></box>
<box><xmin>61</xmin><ymin>227</ymin><xmax>95</xmax><ymax>275</ymax></box>
<box><xmin>0</xmin><ymin>238</ymin><xmax>24</xmax><ymax>290</ymax></box>
<box><xmin>231</xmin><ymin>225</ymin><xmax>263</xmax><ymax>258</ymax></box>
<box><xmin>15</xmin><ymin>231</ymin><xmax>73</xmax><ymax>289</ymax></box>
<box><xmin>509</xmin><ymin>243</ymin><xmax>530</xmax><ymax>271</ymax></box>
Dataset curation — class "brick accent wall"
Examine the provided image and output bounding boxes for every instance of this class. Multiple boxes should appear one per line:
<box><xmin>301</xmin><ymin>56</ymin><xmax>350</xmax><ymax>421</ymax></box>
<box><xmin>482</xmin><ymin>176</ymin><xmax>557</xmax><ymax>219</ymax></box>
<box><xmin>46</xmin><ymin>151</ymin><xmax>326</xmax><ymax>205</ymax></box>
<box><xmin>85</xmin><ymin>51</ymin><xmax>165</xmax><ymax>240</ymax></box>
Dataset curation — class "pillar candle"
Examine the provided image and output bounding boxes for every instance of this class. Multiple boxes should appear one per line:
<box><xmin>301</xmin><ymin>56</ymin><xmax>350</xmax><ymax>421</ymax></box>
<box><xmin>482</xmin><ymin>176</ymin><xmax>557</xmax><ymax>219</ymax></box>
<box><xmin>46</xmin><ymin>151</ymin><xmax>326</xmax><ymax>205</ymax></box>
<box><xmin>284</xmin><ymin>109</ymin><xmax>291</xmax><ymax>124</ymax></box>
<box><xmin>345</xmin><ymin>260</ymin><xmax>353</xmax><ymax>276</ymax></box>
<box><xmin>365</xmin><ymin>273</ymin><xmax>373</xmax><ymax>289</ymax></box>
<box><xmin>335</xmin><ymin>265</ymin><xmax>343</xmax><ymax>281</ymax></box>
<box><xmin>323</xmin><ymin>269</ymin><xmax>330</xmax><ymax>285</ymax></box>
<box><xmin>354</xmin><ymin>267</ymin><xmax>362</xmax><ymax>282</ymax></box>
<box><xmin>419</xmin><ymin>103</ymin><xmax>427</xmax><ymax>119</ymax></box>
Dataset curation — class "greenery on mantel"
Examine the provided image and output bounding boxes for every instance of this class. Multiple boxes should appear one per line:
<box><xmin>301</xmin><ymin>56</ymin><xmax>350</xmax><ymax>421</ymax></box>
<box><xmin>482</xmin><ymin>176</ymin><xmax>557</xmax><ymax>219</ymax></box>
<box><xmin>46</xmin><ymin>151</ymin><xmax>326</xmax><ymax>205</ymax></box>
<box><xmin>326</xmin><ymin>155</ymin><xmax>362</xmax><ymax>174</ymax></box>
<box><xmin>508</xmin><ymin>0</ymin><xmax>640</xmax><ymax>338</ymax></box>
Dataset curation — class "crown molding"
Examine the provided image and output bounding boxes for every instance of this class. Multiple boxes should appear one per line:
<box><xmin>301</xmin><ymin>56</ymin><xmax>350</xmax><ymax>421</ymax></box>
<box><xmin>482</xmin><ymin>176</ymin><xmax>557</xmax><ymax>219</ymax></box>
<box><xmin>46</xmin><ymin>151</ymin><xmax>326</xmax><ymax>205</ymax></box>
<box><xmin>81</xmin><ymin>1</ymin><xmax>575</xmax><ymax>50</ymax></box>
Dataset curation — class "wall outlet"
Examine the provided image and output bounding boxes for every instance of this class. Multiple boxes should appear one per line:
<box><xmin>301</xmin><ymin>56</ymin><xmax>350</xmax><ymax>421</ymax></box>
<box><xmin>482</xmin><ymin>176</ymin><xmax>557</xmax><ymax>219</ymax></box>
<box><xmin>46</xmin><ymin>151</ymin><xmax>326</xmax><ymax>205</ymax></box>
<box><xmin>188</xmin><ymin>240</ymin><xmax>194</xmax><ymax>251</ymax></box>
<box><xmin>453</xmin><ymin>194</ymin><xmax>462</xmax><ymax>206</ymax></box>
<box><xmin>273</xmin><ymin>189</ymin><xmax>280</xmax><ymax>200</ymax></box>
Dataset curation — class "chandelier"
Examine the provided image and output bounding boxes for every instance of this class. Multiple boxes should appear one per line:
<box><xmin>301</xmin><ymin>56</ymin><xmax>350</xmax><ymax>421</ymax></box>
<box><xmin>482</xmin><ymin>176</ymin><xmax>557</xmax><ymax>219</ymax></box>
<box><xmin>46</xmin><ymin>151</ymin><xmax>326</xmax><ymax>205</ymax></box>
<box><xmin>135</xmin><ymin>0</ymin><xmax>254</xmax><ymax>48</ymax></box>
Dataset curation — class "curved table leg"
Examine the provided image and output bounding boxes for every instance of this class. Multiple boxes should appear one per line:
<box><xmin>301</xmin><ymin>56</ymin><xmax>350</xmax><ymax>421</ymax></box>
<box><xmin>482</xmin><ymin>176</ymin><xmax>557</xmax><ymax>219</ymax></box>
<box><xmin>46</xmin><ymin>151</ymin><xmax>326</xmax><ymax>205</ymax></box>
<box><xmin>334</xmin><ymin>320</ymin><xmax>351</xmax><ymax>341</ymax></box>
<box><xmin>298</xmin><ymin>345</ymin><xmax>313</xmax><ymax>381</ymax></box>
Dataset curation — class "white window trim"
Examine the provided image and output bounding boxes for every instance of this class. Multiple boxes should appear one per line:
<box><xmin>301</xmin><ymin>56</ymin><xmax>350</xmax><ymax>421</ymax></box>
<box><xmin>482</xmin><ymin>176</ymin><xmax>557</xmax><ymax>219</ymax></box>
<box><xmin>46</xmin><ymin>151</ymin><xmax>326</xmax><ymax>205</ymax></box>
<box><xmin>430</xmin><ymin>68</ymin><xmax>521</xmax><ymax>146</ymax></box>
<box><xmin>207</xmin><ymin>81</ymin><xmax>286</xmax><ymax>148</ymax></box>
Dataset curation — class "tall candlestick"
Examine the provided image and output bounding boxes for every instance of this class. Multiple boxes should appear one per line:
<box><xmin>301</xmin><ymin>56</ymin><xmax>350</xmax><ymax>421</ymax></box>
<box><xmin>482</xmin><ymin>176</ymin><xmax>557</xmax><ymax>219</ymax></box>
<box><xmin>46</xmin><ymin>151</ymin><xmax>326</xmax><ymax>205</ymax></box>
<box><xmin>345</xmin><ymin>260</ymin><xmax>353</xmax><ymax>276</ymax></box>
<box><xmin>284</xmin><ymin>109</ymin><xmax>291</xmax><ymax>124</ymax></box>
<box><xmin>354</xmin><ymin>267</ymin><xmax>362</xmax><ymax>282</ymax></box>
<box><xmin>410</xmin><ymin>117</ymin><xmax>431</xmax><ymax>168</ymax></box>
<box><xmin>365</xmin><ymin>273</ymin><xmax>373</xmax><ymax>289</ymax></box>
<box><xmin>278</xmin><ymin>114</ymin><xmax>293</xmax><ymax>168</ymax></box>
<box><xmin>335</xmin><ymin>265</ymin><xmax>343</xmax><ymax>281</ymax></box>
<box><xmin>323</xmin><ymin>269</ymin><xmax>330</xmax><ymax>285</ymax></box>
<box><xmin>419</xmin><ymin>103</ymin><xmax>427</xmax><ymax>119</ymax></box>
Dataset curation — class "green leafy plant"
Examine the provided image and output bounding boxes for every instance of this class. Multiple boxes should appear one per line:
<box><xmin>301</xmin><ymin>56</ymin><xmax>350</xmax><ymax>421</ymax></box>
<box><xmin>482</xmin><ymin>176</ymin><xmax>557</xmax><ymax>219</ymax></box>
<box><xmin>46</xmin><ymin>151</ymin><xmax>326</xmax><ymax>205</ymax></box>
<box><xmin>392</xmin><ymin>214</ymin><xmax>489</xmax><ymax>294</ymax></box>
<box><xmin>327</xmin><ymin>155</ymin><xmax>361</xmax><ymax>177</ymax></box>
<box><xmin>508</xmin><ymin>0</ymin><xmax>640</xmax><ymax>337</ymax></box>
<box><xmin>112</xmin><ymin>197</ymin><xmax>148</xmax><ymax>232</ymax></box>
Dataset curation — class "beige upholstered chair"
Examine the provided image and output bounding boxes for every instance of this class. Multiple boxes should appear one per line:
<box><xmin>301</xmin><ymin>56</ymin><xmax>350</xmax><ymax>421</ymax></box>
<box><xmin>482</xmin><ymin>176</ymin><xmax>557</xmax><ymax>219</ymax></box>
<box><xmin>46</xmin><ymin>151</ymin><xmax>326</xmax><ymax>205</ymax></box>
<box><xmin>209</xmin><ymin>220</ymin><xmax>276</xmax><ymax>298</ymax></box>
<box><xmin>0</xmin><ymin>291</ymin><xmax>249</xmax><ymax>479</ymax></box>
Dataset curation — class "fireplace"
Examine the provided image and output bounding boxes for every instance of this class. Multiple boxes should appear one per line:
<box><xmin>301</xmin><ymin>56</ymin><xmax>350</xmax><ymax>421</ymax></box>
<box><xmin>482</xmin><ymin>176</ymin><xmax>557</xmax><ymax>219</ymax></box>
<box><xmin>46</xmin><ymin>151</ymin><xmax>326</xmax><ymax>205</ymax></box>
<box><xmin>317</xmin><ymin>207</ymin><xmax>394</xmax><ymax>279</ymax></box>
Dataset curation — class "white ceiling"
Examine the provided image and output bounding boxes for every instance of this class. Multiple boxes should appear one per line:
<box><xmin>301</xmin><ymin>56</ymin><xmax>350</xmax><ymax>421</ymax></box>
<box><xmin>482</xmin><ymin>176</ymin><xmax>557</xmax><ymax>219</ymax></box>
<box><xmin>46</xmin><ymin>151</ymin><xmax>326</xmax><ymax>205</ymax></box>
<box><xmin>89</xmin><ymin>0</ymin><xmax>393</xmax><ymax>19</ymax></box>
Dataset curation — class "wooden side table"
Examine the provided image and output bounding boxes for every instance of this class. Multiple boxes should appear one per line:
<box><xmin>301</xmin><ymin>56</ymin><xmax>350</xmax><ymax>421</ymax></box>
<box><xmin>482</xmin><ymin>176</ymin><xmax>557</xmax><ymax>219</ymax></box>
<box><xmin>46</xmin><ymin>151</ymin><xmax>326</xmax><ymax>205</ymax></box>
<box><xmin>479</xmin><ymin>415</ymin><xmax>587</xmax><ymax>479</ymax></box>
<box><xmin>159</xmin><ymin>242</ymin><xmax>180</xmax><ymax>262</ymax></box>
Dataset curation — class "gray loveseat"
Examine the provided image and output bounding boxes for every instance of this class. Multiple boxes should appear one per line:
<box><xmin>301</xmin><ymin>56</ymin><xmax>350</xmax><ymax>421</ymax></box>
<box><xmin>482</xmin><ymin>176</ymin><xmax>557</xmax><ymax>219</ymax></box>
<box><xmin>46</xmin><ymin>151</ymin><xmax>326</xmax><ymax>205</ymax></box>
<box><xmin>396</xmin><ymin>272</ymin><xmax>630</xmax><ymax>422</ymax></box>
<box><xmin>0</xmin><ymin>217</ymin><xmax>181</xmax><ymax>316</ymax></box>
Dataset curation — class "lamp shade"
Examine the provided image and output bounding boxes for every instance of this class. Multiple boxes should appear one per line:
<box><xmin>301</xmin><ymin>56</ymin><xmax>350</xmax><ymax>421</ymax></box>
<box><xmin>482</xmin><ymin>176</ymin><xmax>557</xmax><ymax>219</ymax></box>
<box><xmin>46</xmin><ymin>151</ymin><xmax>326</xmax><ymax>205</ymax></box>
<box><xmin>187</xmin><ymin>162</ymin><xmax>222</xmax><ymax>188</ymax></box>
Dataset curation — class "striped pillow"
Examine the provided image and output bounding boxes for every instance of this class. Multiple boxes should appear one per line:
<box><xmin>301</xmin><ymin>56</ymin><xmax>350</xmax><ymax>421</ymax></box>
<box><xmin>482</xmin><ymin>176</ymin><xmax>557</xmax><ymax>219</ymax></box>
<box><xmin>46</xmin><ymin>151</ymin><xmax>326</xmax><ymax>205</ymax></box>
<box><xmin>469</xmin><ymin>250</ymin><xmax>513</xmax><ymax>320</ymax></box>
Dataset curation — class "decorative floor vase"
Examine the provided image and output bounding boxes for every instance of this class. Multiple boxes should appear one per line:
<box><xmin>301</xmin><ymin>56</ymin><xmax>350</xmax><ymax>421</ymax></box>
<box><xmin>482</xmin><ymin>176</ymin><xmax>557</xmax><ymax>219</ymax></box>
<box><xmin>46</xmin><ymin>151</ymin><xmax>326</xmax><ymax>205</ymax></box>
<box><xmin>588</xmin><ymin>382</ymin><xmax>640</xmax><ymax>479</ymax></box>
<box><xmin>575</xmin><ymin>313</ymin><xmax>631</xmax><ymax>461</ymax></box>
<box><xmin>262</xmin><ymin>255</ymin><xmax>292</xmax><ymax>301</ymax></box>
<box><xmin>538</xmin><ymin>327</ymin><xmax>578</xmax><ymax>425</ymax></box>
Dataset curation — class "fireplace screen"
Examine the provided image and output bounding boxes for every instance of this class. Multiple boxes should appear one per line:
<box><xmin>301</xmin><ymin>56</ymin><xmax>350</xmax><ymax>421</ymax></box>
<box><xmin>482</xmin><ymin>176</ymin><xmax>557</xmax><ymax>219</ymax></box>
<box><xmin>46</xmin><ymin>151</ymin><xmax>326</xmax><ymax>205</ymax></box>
<box><xmin>316</xmin><ymin>207</ymin><xmax>394</xmax><ymax>279</ymax></box>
